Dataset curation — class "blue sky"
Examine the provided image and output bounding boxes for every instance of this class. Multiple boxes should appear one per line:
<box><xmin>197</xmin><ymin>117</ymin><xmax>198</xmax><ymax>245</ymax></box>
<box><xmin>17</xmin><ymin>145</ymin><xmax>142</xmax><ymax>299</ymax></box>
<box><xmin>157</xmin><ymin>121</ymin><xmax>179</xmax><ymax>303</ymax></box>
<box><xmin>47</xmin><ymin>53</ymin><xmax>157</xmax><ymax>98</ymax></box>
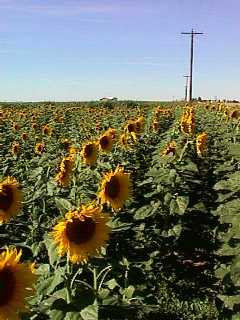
<box><xmin>0</xmin><ymin>0</ymin><xmax>239</xmax><ymax>101</ymax></box>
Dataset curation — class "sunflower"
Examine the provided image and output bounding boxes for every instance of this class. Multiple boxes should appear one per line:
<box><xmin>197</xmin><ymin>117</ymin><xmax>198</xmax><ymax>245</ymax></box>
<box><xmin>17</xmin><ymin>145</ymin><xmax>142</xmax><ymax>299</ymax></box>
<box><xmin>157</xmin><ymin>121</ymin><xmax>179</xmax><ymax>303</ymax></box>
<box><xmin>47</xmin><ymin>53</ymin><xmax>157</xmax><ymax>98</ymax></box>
<box><xmin>81</xmin><ymin>141</ymin><xmax>98</xmax><ymax>166</ymax></box>
<box><xmin>0</xmin><ymin>177</ymin><xmax>22</xmax><ymax>224</ymax></box>
<box><xmin>31</xmin><ymin>123</ymin><xmax>38</xmax><ymax>130</ymax></box>
<box><xmin>105</xmin><ymin>128</ymin><xmax>116</xmax><ymax>139</ymax></box>
<box><xmin>0</xmin><ymin>248</ymin><xmax>37</xmax><ymax>320</ymax></box>
<box><xmin>55</xmin><ymin>156</ymin><xmax>74</xmax><ymax>187</ymax></box>
<box><xmin>98</xmin><ymin>166</ymin><xmax>132</xmax><ymax>210</ymax></box>
<box><xmin>42</xmin><ymin>124</ymin><xmax>53</xmax><ymax>136</ymax></box>
<box><xmin>21</xmin><ymin>133</ymin><xmax>28</xmax><ymax>141</ymax></box>
<box><xmin>161</xmin><ymin>141</ymin><xmax>176</xmax><ymax>156</ymax></box>
<box><xmin>52</xmin><ymin>205</ymin><xmax>110</xmax><ymax>264</ymax></box>
<box><xmin>119</xmin><ymin>133</ymin><xmax>129</xmax><ymax>148</ymax></box>
<box><xmin>196</xmin><ymin>132</ymin><xmax>208</xmax><ymax>157</ymax></box>
<box><xmin>152</xmin><ymin>119</ymin><xmax>159</xmax><ymax>132</ymax></box>
<box><xmin>12</xmin><ymin>123</ymin><xmax>19</xmax><ymax>131</ymax></box>
<box><xmin>125</xmin><ymin>120</ymin><xmax>136</xmax><ymax>134</ymax></box>
<box><xmin>99</xmin><ymin>133</ymin><xmax>113</xmax><ymax>153</ymax></box>
<box><xmin>35</xmin><ymin>142</ymin><xmax>45</xmax><ymax>155</ymax></box>
<box><xmin>11</xmin><ymin>142</ymin><xmax>20</xmax><ymax>156</ymax></box>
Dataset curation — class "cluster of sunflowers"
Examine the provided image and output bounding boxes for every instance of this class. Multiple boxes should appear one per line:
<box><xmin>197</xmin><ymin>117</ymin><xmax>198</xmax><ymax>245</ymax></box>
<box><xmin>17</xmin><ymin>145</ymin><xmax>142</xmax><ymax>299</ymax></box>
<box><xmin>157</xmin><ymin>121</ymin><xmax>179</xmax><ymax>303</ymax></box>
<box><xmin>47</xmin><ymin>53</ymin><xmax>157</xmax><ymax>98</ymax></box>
<box><xmin>152</xmin><ymin>106</ymin><xmax>171</xmax><ymax>132</ymax></box>
<box><xmin>204</xmin><ymin>102</ymin><xmax>240</xmax><ymax>121</ymax></box>
<box><xmin>0</xmin><ymin>177</ymin><xmax>37</xmax><ymax>319</ymax></box>
<box><xmin>180</xmin><ymin>106</ymin><xmax>195</xmax><ymax>135</ymax></box>
<box><xmin>0</xmin><ymin>161</ymin><xmax>132</xmax><ymax>318</ymax></box>
<box><xmin>119</xmin><ymin>116</ymin><xmax>145</xmax><ymax>146</ymax></box>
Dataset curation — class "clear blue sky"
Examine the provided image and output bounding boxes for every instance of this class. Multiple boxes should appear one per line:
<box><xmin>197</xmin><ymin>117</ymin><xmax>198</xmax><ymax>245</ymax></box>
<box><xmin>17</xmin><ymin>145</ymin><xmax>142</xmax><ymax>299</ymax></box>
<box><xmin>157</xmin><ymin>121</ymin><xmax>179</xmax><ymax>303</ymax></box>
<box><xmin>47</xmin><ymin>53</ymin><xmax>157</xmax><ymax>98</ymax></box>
<box><xmin>0</xmin><ymin>0</ymin><xmax>239</xmax><ymax>101</ymax></box>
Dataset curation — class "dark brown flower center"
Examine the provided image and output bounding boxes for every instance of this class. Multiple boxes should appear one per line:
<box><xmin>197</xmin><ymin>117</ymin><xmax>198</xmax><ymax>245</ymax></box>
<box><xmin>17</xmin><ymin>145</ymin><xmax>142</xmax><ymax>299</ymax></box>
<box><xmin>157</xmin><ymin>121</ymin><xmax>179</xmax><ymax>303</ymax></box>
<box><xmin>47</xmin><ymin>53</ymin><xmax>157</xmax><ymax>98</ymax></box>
<box><xmin>0</xmin><ymin>268</ymin><xmax>16</xmax><ymax>306</ymax></box>
<box><xmin>100</xmin><ymin>136</ymin><xmax>110</xmax><ymax>149</ymax></box>
<box><xmin>105</xmin><ymin>176</ymin><xmax>120</xmax><ymax>199</ymax></box>
<box><xmin>66</xmin><ymin>217</ymin><xmax>96</xmax><ymax>244</ymax></box>
<box><xmin>127</xmin><ymin>123</ymin><xmax>135</xmax><ymax>132</ymax></box>
<box><xmin>84</xmin><ymin>144</ymin><xmax>94</xmax><ymax>157</ymax></box>
<box><xmin>0</xmin><ymin>186</ymin><xmax>14</xmax><ymax>211</ymax></box>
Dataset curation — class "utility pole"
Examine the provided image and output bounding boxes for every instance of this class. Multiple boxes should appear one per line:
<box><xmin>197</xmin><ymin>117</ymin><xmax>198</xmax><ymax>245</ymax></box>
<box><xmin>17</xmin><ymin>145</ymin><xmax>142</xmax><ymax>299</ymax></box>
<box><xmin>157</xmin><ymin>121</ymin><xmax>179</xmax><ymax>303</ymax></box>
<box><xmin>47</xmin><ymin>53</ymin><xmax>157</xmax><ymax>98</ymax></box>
<box><xmin>183</xmin><ymin>75</ymin><xmax>189</xmax><ymax>101</ymax></box>
<box><xmin>181</xmin><ymin>29</ymin><xmax>203</xmax><ymax>101</ymax></box>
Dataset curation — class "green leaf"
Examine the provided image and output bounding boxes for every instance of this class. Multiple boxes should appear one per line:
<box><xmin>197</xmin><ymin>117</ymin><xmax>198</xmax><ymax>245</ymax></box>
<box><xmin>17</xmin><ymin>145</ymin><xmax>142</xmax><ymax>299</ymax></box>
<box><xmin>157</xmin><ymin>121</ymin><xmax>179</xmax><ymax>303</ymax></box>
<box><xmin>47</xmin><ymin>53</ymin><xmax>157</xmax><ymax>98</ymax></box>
<box><xmin>106</xmin><ymin>279</ymin><xmax>119</xmax><ymax>290</ymax></box>
<box><xmin>176</xmin><ymin>196</ymin><xmax>189</xmax><ymax>214</ymax></box>
<box><xmin>229</xmin><ymin>143</ymin><xmax>240</xmax><ymax>161</ymax></box>
<box><xmin>122</xmin><ymin>285</ymin><xmax>135</xmax><ymax>299</ymax></box>
<box><xmin>65</xmin><ymin>312</ymin><xmax>82</xmax><ymax>320</ymax></box>
<box><xmin>37</xmin><ymin>269</ymin><xmax>64</xmax><ymax>296</ymax></box>
<box><xmin>80</xmin><ymin>304</ymin><xmax>98</xmax><ymax>320</ymax></box>
<box><xmin>55</xmin><ymin>197</ymin><xmax>73</xmax><ymax>214</ymax></box>
<box><xmin>44</xmin><ymin>236</ymin><xmax>60</xmax><ymax>266</ymax></box>
<box><xmin>48</xmin><ymin>310</ymin><xmax>65</xmax><ymax>320</ymax></box>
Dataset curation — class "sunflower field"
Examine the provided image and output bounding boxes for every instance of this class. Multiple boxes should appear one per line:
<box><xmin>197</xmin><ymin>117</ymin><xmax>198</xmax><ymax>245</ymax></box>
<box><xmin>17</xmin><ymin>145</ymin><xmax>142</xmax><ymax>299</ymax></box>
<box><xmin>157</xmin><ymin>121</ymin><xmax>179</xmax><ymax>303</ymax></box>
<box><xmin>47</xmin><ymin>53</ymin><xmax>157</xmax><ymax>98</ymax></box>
<box><xmin>1</xmin><ymin>100</ymin><xmax>240</xmax><ymax>319</ymax></box>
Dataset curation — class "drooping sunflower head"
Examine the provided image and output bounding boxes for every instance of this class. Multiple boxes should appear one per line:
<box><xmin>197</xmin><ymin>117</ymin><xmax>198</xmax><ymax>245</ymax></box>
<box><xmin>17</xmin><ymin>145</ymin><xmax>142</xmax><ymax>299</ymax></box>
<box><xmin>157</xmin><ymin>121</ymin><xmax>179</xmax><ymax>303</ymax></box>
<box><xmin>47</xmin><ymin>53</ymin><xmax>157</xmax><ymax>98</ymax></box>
<box><xmin>0</xmin><ymin>248</ymin><xmax>37</xmax><ymax>320</ymax></box>
<box><xmin>11</xmin><ymin>142</ymin><xmax>21</xmax><ymax>156</ymax></box>
<box><xmin>35</xmin><ymin>142</ymin><xmax>45</xmax><ymax>155</ymax></box>
<box><xmin>0</xmin><ymin>177</ymin><xmax>22</xmax><ymax>224</ymax></box>
<box><xmin>98</xmin><ymin>166</ymin><xmax>132</xmax><ymax>210</ymax></box>
<box><xmin>81</xmin><ymin>141</ymin><xmax>98</xmax><ymax>166</ymax></box>
<box><xmin>52</xmin><ymin>205</ymin><xmax>110</xmax><ymax>264</ymax></box>
<box><xmin>99</xmin><ymin>133</ymin><xmax>113</xmax><ymax>153</ymax></box>
<box><xmin>55</xmin><ymin>156</ymin><xmax>75</xmax><ymax>187</ymax></box>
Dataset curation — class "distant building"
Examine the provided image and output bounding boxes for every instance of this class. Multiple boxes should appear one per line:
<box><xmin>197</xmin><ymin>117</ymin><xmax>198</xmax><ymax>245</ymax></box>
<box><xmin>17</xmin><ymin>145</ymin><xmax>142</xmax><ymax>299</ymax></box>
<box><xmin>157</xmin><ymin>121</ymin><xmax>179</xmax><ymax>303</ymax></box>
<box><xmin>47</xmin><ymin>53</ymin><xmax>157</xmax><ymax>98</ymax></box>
<box><xmin>99</xmin><ymin>97</ymin><xmax>118</xmax><ymax>102</ymax></box>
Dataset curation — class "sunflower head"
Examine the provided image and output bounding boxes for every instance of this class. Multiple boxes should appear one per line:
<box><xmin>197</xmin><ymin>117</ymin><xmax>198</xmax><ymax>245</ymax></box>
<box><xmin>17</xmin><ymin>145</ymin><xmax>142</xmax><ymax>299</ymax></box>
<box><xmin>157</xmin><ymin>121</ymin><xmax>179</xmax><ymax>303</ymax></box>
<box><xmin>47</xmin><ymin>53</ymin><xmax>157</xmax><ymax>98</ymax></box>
<box><xmin>0</xmin><ymin>248</ymin><xmax>37</xmax><ymax>320</ymax></box>
<box><xmin>196</xmin><ymin>132</ymin><xmax>208</xmax><ymax>157</ymax></box>
<box><xmin>105</xmin><ymin>128</ymin><xmax>116</xmax><ymax>139</ymax></box>
<box><xmin>98</xmin><ymin>166</ymin><xmax>132</xmax><ymax>210</ymax></box>
<box><xmin>0</xmin><ymin>177</ymin><xmax>22</xmax><ymax>224</ymax></box>
<box><xmin>81</xmin><ymin>141</ymin><xmax>98</xmax><ymax>166</ymax></box>
<box><xmin>42</xmin><ymin>124</ymin><xmax>53</xmax><ymax>136</ymax></box>
<box><xmin>161</xmin><ymin>141</ymin><xmax>177</xmax><ymax>156</ymax></box>
<box><xmin>99</xmin><ymin>134</ymin><xmax>113</xmax><ymax>153</ymax></box>
<box><xmin>12</xmin><ymin>122</ymin><xmax>19</xmax><ymax>131</ymax></box>
<box><xmin>125</xmin><ymin>121</ymin><xmax>136</xmax><ymax>133</ymax></box>
<box><xmin>11</xmin><ymin>142</ymin><xmax>20</xmax><ymax>155</ymax></box>
<box><xmin>120</xmin><ymin>133</ymin><xmax>128</xmax><ymax>147</ymax></box>
<box><xmin>35</xmin><ymin>142</ymin><xmax>45</xmax><ymax>155</ymax></box>
<box><xmin>152</xmin><ymin>119</ymin><xmax>159</xmax><ymax>132</ymax></box>
<box><xmin>31</xmin><ymin>122</ymin><xmax>38</xmax><ymax>130</ymax></box>
<box><xmin>21</xmin><ymin>132</ymin><xmax>28</xmax><ymax>141</ymax></box>
<box><xmin>52</xmin><ymin>205</ymin><xmax>110</xmax><ymax>264</ymax></box>
<box><xmin>55</xmin><ymin>156</ymin><xmax>74</xmax><ymax>187</ymax></box>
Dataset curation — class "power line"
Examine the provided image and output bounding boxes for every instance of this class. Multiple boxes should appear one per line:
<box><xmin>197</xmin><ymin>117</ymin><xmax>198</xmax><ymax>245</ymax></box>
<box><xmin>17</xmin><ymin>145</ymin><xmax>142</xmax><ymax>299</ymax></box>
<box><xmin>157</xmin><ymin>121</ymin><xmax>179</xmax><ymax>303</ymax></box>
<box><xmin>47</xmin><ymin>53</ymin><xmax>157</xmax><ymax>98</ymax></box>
<box><xmin>181</xmin><ymin>29</ymin><xmax>203</xmax><ymax>101</ymax></box>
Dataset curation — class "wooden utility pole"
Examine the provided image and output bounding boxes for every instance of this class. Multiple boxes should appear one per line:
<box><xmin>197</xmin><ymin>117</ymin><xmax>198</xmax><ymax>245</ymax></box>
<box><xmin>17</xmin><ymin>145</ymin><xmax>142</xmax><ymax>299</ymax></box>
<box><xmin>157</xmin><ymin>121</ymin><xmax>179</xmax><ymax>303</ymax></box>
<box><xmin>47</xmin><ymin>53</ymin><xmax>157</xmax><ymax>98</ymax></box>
<box><xmin>183</xmin><ymin>75</ymin><xmax>189</xmax><ymax>101</ymax></box>
<box><xmin>181</xmin><ymin>29</ymin><xmax>203</xmax><ymax>101</ymax></box>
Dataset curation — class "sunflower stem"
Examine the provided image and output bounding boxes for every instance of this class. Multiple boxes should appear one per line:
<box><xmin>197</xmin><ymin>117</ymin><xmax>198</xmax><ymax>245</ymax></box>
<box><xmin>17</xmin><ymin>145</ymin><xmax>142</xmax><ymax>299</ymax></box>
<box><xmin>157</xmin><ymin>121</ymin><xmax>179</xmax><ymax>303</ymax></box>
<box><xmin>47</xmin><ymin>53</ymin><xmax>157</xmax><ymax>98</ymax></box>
<box><xmin>66</xmin><ymin>253</ymin><xmax>72</xmax><ymax>303</ymax></box>
<box><xmin>98</xmin><ymin>266</ymin><xmax>112</xmax><ymax>292</ymax></box>
<box><xmin>93</xmin><ymin>267</ymin><xmax>98</xmax><ymax>291</ymax></box>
